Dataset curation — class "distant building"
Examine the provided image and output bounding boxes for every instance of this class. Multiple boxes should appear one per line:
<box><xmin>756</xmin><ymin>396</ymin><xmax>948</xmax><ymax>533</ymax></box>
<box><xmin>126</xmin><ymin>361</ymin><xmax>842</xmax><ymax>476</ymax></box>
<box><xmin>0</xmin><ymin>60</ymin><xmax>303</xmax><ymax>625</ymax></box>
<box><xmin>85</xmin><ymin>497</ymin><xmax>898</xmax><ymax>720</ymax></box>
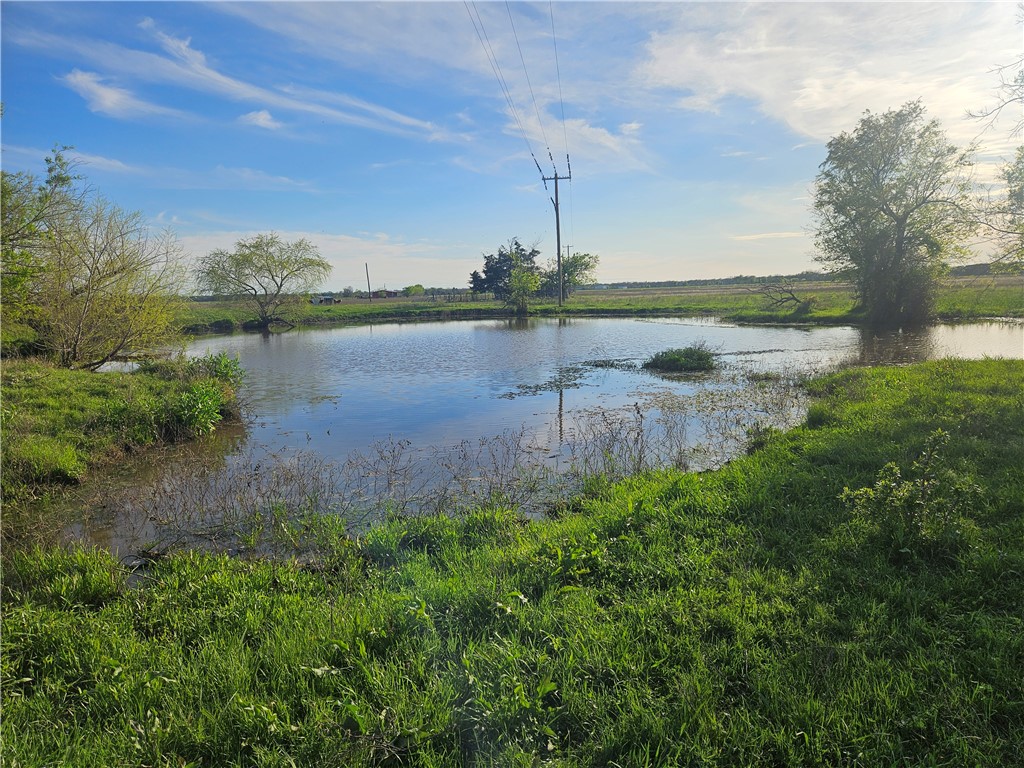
<box><xmin>310</xmin><ymin>294</ymin><xmax>337</xmax><ymax>305</ymax></box>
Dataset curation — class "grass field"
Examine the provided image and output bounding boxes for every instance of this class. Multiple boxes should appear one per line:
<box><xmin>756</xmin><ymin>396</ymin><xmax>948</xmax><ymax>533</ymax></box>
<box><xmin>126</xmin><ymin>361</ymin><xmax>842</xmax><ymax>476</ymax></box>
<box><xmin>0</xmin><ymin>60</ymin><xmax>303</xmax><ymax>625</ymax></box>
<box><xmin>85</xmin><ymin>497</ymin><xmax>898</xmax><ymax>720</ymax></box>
<box><xmin>179</xmin><ymin>275</ymin><xmax>1024</xmax><ymax>334</ymax></box>
<box><xmin>4</xmin><ymin>359</ymin><xmax>1022</xmax><ymax>766</ymax></box>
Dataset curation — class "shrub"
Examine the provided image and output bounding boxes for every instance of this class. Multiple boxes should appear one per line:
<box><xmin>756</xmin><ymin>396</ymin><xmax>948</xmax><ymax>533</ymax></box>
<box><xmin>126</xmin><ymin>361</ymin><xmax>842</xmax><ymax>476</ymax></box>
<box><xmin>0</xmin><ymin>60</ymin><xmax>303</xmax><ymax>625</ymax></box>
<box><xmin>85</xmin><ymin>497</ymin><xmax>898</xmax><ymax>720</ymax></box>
<box><xmin>188</xmin><ymin>352</ymin><xmax>244</xmax><ymax>388</ymax></box>
<box><xmin>173</xmin><ymin>382</ymin><xmax>225</xmax><ymax>437</ymax></box>
<box><xmin>642</xmin><ymin>341</ymin><xmax>717</xmax><ymax>373</ymax></box>
<box><xmin>841</xmin><ymin>429</ymin><xmax>981</xmax><ymax>562</ymax></box>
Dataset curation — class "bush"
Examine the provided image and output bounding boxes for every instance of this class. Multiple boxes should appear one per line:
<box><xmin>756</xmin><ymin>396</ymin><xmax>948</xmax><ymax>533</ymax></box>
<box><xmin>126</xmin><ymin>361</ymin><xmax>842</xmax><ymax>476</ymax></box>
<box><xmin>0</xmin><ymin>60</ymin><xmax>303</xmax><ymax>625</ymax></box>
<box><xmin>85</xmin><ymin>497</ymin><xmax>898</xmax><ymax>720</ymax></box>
<box><xmin>841</xmin><ymin>429</ymin><xmax>981</xmax><ymax>562</ymax></box>
<box><xmin>173</xmin><ymin>382</ymin><xmax>225</xmax><ymax>437</ymax></box>
<box><xmin>642</xmin><ymin>341</ymin><xmax>717</xmax><ymax>373</ymax></box>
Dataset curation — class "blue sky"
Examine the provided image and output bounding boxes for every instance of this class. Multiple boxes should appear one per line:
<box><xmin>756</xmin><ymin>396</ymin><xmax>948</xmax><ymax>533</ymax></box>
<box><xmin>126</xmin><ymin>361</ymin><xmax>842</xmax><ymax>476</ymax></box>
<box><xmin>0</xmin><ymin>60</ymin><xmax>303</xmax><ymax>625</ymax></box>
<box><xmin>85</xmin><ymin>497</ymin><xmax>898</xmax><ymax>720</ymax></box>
<box><xmin>2</xmin><ymin>1</ymin><xmax>1019</xmax><ymax>292</ymax></box>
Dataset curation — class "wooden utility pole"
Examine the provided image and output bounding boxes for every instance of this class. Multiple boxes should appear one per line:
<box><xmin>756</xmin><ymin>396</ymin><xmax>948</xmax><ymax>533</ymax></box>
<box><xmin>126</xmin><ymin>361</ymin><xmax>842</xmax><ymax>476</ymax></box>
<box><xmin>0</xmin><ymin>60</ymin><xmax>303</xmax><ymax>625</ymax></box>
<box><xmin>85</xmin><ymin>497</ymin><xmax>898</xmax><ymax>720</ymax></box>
<box><xmin>542</xmin><ymin>170</ymin><xmax>571</xmax><ymax>306</ymax></box>
<box><xmin>365</xmin><ymin>263</ymin><xmax>372</xmax><ymax>302</ymax></box>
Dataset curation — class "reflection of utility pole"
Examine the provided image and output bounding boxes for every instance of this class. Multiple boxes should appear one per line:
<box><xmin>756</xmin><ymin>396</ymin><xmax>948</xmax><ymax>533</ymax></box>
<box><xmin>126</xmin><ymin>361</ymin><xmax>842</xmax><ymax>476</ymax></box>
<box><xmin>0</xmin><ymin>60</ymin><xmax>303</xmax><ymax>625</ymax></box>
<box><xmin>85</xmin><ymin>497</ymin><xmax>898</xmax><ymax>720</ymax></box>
<box><xmin>558</xmin><ymin>387</ymin><xmax>564</xmax><ymax>443</ymax></box>
<box><xmin>542</xmin><ymin>169</ymin><xmax>571</xmax><ymax>307</ymax></box>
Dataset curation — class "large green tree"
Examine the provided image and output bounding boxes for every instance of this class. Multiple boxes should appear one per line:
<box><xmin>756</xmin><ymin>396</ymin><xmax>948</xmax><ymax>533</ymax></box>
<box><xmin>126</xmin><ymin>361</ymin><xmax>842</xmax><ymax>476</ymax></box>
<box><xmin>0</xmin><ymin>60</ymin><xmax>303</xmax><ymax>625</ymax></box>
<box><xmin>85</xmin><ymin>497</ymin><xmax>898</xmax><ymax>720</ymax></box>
<box><xmin>1</xmin><ymin>149</ymin><xmax>184</xmax><ymax>367</ymax></box>
<box><xmin>194</xmin><ymin>233</ymin><xmax>332</xmax><ymax>329</ymax></box>
<box><xmin>812</xmin><ymin>101</ymin><xmax>976</xmax><ymax>327</ymax></box>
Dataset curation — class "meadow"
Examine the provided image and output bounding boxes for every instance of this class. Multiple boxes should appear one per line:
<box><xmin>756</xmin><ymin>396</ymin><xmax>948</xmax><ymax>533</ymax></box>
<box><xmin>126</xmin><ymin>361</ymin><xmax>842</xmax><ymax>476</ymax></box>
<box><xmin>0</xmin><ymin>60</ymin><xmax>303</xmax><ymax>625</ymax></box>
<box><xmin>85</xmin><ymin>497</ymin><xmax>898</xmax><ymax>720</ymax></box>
<box><xmin>3</xmin><ymin>359</ymin><xmax>1022</xmax><ymax>766</ymax></box>
<box><xmin>179</xmin><ymin>275</ymin><xmax>1024</xmax><ymax>334</ymax></box>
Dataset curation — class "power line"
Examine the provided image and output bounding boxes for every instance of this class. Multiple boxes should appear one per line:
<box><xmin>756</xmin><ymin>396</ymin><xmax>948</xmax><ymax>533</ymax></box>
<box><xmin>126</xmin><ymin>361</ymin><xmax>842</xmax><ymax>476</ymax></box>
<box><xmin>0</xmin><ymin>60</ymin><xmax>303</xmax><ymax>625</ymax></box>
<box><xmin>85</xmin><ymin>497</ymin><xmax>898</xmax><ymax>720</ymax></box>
<box><xmin>504</xmin><ymin>1</ymin><xmax>554</xmax><ymax>175</ymax></box>
<box><xmin>549</xmin><ymin>0</ymin><xmax>569</xmax><ymax>167</ymax></box>
<box><xmin>547</xmin><ymin>0</ymin><xmax>574</xmax><ymax>256</ymax></box>
<box><xmin>464</xmin><ymin>1</ymin><xmax>538</xmax><ymax>167</ymax></box>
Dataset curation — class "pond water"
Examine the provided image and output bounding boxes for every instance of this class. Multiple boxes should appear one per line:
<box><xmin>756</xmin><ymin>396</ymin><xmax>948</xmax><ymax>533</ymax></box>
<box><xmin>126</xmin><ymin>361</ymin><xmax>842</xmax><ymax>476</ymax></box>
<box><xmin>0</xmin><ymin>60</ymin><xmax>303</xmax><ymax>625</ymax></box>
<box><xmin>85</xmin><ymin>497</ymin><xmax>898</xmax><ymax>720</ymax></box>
<box><xmin>182</xmin><ymin>317</ymin><xmax>1024</xmax><ymax>459</ymax></box>
<box><xmin>74</xmin><ymin>317</ymin><xmax>1023</xmax><ymax>553</ymax></box>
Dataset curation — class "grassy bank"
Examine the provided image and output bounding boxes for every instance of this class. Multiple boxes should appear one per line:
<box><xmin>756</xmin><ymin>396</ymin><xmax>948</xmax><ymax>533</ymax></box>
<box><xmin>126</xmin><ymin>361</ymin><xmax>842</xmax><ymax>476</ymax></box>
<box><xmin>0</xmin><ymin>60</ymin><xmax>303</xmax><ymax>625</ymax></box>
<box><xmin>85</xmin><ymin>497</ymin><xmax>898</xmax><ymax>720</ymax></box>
<box><xmin>180</xmin><ymin>276</ymin><xmax>1024</xmax><ymax>334</ymax></box>
<box><xmin>3</xmin><ymin>359</ymin><xmax>1022</xmax><ymax>766</ymax></box>
<box><xmin>0</xmin><ymin>354</ymin><xmax>242</xmax><ymax>546</ymax></box>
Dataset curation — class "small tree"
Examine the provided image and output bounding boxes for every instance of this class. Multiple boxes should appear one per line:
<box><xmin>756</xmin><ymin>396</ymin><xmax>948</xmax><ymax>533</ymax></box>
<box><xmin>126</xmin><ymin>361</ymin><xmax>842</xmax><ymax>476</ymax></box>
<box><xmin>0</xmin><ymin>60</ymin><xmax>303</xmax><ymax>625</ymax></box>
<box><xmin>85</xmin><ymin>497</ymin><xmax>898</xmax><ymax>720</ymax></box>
<box><xmin>2</xmin><ymin>148</ymin><xmax>183</xmax><ymax>367</ymax></box>
<box><xmin>1</xmin><ymin>147</ymin><xmax>85</xmax><ymax>336</ymax></box>
<box><xmin>194</xmin><ymin>234</ymin><xmax>332</xmax><ymax>329</ymax></box>
<box><xmin>469</xmin><ymin>238</ymin><xmax>539</xmax><ymax>299</ymax></box>
<box><xmin>540</xmin><ymin>251</ymin><xmax>599</xmax><ymax>300</ymax></box>
<box><xmin>812</xmin><ymin>101</ymin><xmax>976</xmax><ymax>327</ymax></box>
<box><xmin>506</xmin><ymin>264</ymin><xmax>540</xmax><ymax>316</ymax></box>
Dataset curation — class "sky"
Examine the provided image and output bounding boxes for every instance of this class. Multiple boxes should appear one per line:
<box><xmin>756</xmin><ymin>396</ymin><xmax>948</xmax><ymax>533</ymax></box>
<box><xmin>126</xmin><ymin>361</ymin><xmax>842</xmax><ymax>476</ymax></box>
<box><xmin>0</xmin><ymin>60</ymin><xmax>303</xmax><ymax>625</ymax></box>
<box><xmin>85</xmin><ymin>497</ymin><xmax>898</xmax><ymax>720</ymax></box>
<box><xmin>2</xmin><ymin>1</ymin><xmax>1021</xmax><ymax>292</ymax></box>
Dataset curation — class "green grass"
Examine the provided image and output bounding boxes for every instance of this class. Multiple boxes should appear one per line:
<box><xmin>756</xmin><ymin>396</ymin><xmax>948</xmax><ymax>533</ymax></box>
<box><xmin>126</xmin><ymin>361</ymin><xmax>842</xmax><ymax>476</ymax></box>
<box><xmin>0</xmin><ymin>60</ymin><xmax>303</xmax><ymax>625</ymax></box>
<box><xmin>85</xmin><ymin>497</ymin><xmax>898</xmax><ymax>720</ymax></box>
<box><xmin>179</xmin><ymin>276</ymin><xmax>1024</xmax><ymax>334</ymax></box>
<box><xmin>0</xmin><ymin>355</ymin><xmax>242</xmax><ymax>545</ymax></box>
<box><xmin>3</xmin><ymin>359</ymin><xmax>1023</xmax><ymax>766</ymax></box>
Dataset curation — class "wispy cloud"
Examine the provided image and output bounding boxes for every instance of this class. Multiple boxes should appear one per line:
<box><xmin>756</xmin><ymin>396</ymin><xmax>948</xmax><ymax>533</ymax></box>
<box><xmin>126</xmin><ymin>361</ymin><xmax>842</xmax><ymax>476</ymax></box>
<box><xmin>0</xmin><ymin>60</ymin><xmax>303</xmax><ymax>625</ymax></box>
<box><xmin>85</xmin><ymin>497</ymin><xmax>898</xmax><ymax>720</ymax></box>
<box><xmin>238</xmin><ymin>110</ymin><xmax>282</xmax><ymax>130</ymax></box>
<box><xmin>731</xmin><ymin>232</ymin><xmax>805</xmax><ymax>242</ymax></box>
<box><xmin>637</xmin><ymin>3</ymin><xmax>1019</xmax><ymax>153</ymax></box>
<box><xmin>60</xmin><ymin>69</ymin><xmax>187</xmax><ymax>119</ymax></box>
<box><xmin>11</xmin><ymin>19</ymin><xmax>456</xmax><ymax>140</ymax></box>
<box><xmin>0</xmin><ymin>143</ymin><xmax>315</xmax><ymax>193</ymax></box>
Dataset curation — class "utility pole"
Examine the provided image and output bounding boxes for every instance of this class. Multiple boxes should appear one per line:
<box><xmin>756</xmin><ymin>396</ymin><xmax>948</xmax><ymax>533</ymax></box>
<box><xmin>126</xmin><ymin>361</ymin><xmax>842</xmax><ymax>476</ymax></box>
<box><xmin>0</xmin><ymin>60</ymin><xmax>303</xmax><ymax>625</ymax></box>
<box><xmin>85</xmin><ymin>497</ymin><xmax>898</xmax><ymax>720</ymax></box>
<box><xmin>365</xmin><ymin>263</ymin><xmax>372</xmax><ymax>302</ymax></box>
<box><xmin>542</xmin><ymin>169</ymin><xmax>571</xmax><ymax>306</ymax></box>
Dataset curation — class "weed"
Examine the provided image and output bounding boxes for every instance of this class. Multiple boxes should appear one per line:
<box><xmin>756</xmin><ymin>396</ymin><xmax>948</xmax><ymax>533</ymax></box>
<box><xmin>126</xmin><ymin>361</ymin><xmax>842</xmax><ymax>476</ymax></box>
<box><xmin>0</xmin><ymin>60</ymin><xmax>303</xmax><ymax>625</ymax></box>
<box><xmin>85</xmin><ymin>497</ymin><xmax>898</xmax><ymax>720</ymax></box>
<box><xmin>842</xmin><ymin>428</ymin><xmax>982</xmax><ymax>562</ymax></box>
<box><xmin>642</xmin><ymin>341</ymin><xmax>717</xmax><ymax>373</ymax></box>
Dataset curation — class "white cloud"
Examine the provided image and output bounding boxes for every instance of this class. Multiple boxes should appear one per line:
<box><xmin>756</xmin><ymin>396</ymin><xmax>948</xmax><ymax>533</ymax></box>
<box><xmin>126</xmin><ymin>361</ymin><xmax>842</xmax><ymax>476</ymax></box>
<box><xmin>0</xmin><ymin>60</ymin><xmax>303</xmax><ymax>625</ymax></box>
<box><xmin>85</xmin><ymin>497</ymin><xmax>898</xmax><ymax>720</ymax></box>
<box><xmin>239</xmin><ymin>110</ymin><xmax>282</xmax><ymax>130</ymax></box>
<box><xmin>637</xmin><ymin>3</ymin><xmax>1020</xmax><ymax>154</ymax></box>
<box><xmin>731</xmin><ymin>232</ymin><xmax>805</xmax><ymax>242</ymax></box>
<box><xmin>13</xmin><ymin>21</ymin><xmax>457</xmax><ymax>140</ymax></box>
<box><xmin>60</xmin><ymin>69</ymin><xmax>187</xmax><ymax>119</ymax></box>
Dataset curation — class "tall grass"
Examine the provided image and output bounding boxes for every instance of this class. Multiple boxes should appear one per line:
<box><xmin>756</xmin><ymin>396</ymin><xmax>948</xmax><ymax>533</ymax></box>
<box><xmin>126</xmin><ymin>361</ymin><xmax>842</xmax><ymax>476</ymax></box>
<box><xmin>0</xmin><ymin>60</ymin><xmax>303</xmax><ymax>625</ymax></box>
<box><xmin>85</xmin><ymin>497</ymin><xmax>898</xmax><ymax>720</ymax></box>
<box><xmin>3</xmin><ymin>359</ymin><xmax>1022</xmax><ymax>766</ymax></box>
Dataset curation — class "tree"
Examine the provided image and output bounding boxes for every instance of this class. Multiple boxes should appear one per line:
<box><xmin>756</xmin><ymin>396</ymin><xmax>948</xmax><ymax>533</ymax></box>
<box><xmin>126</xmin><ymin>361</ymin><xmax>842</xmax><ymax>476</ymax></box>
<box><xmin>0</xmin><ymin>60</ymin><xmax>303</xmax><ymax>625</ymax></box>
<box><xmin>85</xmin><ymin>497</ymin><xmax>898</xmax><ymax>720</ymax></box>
<box><xmin>2</xmin><ymin>149</ymin><xmax>183</xmax><ymax>367</ymax></box>
<box><xmin>37</xmin><ymin>197</ymin><xmax>184</xmax><ymax>368</ymax></box>
<box><xmin>469</xmin><ymin>270</ymin><xmax>486</xmax><ymax>294</ymax></box>
<box><xmin>506</xmin><ymin>264</ymin><xmax>540</xmax><ymax>316</ymax></box>
<box><xmin>812</xmin><ymin>101</ymin><xmax>976</xmax><ymax>327</ymax></box>
<box><xmin>993</xmin><ymin>146</ymin><xmax>1024</xmax><ymax>269</ymax></box>
<box><xmin>194</xmin><ymin>234</ymin><xmax>332</xmax><ymax>329</ymax></box>
<box><xmin>1</xmin><ymin>147</ymin><xmax>84</xmax><ymax>335</ymax></box>
<box><xmin>539</xmin><ymin>251</ymin><xmax>599</xmax><ymax>300</ymax></box>
<box><xmin>468</xmin><ymin>238</ymin><xmax>540</xmax><ymax>299</ymax></box>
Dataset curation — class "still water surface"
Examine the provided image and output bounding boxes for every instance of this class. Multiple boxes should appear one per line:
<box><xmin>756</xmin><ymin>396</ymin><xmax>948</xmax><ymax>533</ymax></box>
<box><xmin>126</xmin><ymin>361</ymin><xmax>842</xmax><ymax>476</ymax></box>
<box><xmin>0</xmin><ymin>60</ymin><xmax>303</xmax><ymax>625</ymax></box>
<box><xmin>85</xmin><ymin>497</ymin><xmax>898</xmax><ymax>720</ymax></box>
<box><xmin>183</xmin><ymin>317</ymin><xmax>1023</xmax><ymax>460</ymax></box>
<box><xmin>77</xmin><ymin>318</ymin><xmax>1023</xmax><ymax>550</ymax></box>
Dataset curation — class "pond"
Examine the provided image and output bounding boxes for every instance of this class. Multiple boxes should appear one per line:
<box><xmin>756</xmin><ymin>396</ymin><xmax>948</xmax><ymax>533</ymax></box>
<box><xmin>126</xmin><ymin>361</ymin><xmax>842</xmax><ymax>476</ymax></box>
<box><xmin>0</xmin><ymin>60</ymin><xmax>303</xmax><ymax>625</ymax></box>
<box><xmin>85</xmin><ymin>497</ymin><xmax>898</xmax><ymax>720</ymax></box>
<box><xmin>75</xmin><ymin>317</ymin><xmax>1023</xmax><ymax>553</ymax></box>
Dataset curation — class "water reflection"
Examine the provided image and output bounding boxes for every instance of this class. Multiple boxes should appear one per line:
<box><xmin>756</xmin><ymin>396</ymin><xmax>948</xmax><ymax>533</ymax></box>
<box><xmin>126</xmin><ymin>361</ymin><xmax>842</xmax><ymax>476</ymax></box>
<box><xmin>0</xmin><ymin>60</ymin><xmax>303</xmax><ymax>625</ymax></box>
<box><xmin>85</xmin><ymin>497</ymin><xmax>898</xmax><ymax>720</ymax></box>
<box><xmin>69</xmin><ymin>318</ymin><xmax>1022</xmax><ymax>553</ymax></box>
<box><xmin>856</xmin><ymin>321</ymin><xmax>1023</xmax><ymax>366</ymax></box>
<box><xmin>857</xmin><ymin>327</ymin><xmax>938</xmax><ymax>365</ymax></box>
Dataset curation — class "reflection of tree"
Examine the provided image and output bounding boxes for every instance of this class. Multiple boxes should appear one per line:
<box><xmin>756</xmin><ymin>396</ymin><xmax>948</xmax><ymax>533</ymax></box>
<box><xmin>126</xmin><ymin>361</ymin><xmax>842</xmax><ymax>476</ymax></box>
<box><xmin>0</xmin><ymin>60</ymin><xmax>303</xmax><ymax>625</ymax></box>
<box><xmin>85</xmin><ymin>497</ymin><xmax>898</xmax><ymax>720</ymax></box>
<box><xmin>855</xmin><ymin>327</ymin><xmax>937</xmax><ymax>366</ymax></box>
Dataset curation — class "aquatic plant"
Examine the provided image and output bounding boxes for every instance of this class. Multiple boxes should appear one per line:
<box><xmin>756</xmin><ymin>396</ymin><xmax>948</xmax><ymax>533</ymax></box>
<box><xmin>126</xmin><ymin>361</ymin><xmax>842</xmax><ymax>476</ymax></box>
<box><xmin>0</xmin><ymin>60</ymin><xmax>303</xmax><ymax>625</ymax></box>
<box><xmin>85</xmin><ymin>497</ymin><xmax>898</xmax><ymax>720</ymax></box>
<box><xmin>642</xmin><ymin>341</ymin><xmax>717</xmax><ymax>373</ymax></box>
